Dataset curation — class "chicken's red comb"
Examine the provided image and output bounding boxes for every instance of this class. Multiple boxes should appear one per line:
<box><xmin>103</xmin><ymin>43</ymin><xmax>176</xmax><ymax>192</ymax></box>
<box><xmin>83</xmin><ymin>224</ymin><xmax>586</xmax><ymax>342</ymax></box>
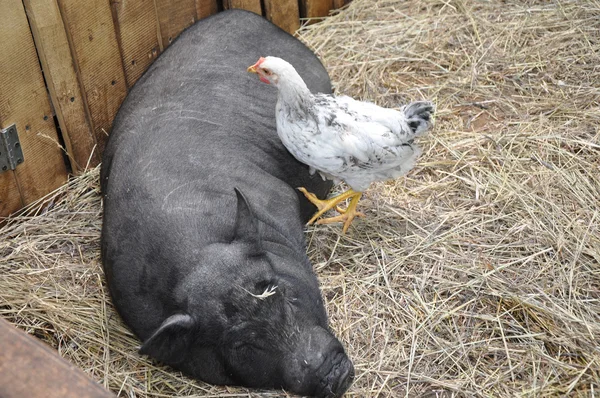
<box><xmin>256</xmin><ymin>57</ymin><xmax>266</xmax><ymax>66</ymax></box>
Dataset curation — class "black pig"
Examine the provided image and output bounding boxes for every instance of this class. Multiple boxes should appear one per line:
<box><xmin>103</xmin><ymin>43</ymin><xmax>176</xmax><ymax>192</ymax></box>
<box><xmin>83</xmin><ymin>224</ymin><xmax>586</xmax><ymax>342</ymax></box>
<box><xmin>100</xmin><ymin>10</ymin><xmax>354</xmax><ymax>398</ymax></box>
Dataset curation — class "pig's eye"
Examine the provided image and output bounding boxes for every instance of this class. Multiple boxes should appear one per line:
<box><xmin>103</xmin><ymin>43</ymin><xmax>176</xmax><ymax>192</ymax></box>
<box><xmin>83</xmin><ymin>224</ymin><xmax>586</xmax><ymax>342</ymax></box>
<box><xmin>232</xmin><ymin>341</ymin><xmax>247</xmax><ymax>349</ymax></box>
<box><xmin>233</xmin><ymin>341</ymin><xmax>264</xmax><ymax>353</ymax></box>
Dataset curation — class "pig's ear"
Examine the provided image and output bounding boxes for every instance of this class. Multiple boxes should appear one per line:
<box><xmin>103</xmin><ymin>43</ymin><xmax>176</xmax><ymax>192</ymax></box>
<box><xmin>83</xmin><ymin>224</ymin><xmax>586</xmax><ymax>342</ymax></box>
<box><xmin>139</xmin><ymin>313</ymin><xmax>194</xmax><ymax>364</ymax></box>
<box><xmin>233</xmin><ymin>188</ymin><xmax>261</xmax><ymax>247</ymax></box>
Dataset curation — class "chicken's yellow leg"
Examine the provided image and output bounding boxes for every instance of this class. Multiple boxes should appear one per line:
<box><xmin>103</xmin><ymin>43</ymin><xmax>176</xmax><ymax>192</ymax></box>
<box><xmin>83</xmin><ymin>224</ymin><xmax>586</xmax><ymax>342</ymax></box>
<box><xmin>298</xmin><ymin>187</ymin><xmax>360</xmax><ymax>225</ymax></box>
<box><xmin>298</xmin><ymin>188</ymin><xmax>365</xmax><ymax>232</ymax></box>
<box><xmin>316</xmin><ymin>192</ymin><xmax>364</xmax><ymax>234</ymax></box>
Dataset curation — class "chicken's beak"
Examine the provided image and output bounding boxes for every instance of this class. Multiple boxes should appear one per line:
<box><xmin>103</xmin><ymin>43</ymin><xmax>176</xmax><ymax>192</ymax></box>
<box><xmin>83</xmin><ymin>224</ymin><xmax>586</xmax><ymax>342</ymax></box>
<box><xmin>247</xmin><ymin>63</ymin><xmax>258</xmax><ymax>74</ymax></box>
<box><xmin>248</xmin><ymin>57</ymin><xmax>265</xmax><ymax>73</ymax></box>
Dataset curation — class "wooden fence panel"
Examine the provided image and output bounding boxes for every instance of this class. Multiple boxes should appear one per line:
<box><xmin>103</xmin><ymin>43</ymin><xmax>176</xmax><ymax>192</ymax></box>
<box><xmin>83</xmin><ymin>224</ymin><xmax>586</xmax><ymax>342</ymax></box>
<box><xmin>56</xmin><ymin>0</ymin><xmax>128</xmax><ymax>155</ymax></box>
<box><xmin>224</xmin><ymin>0</ymin><xmax>262</xmax><ymax>15</ymax></box>
<box><xmin>0</xmin><ymin>174</ymin><xmax>22</xmax><ymax>219</ymax></box>
<box><xmin>196</xmin><ymin>0</ymin><xmax>218</xmax><ymax>19</ymax></box>
<box><xmin>154</xmin><ymin>0</ymin><xmax>197</xmax><ymax>50</ymax></box>
<box><xmin>1</xmin><ymin>0</ymin><xmax>343</xmax><ymax>218</ymax></box>
<box><xmin>301</xmin><ymin>0</ymin><xmax>333</xmax><ymax>21</ymax></box>
<box><xmin>23</xmin><ymin>0</ymin><xmax>99</xmax><ymax>173</ymax></box>
<box><xmin>264</xmin><ymin>0</ymin><xmax>300</xmax><ymax>33</ymax></box>
<box><xmin>111</xmin><ymin>0</ymin><xmax>161</xmax><ymax>88</ymax></box>
<box><xmin>333</xmin><ymin>0</ymin><xmax>348</xmax><ymax>8</ymax></box>
<box><xmin>0</xmin><ymin>1</ymin><xmax>67</xmax><ymax>216</ymax></box>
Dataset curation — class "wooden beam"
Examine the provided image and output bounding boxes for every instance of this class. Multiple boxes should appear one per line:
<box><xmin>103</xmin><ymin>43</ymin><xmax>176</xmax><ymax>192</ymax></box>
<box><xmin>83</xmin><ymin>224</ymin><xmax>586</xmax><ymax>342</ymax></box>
<box><xmin>0</xmin><ymin>173</ymin><xmax>23</xmax><ymax>219</ymax></box>
<box><xmin>23</xmin><ymin>0</ymin><xmax>99</xmax><ymax>173</ymax></box>
<box><xmin>0</xmin><ymin>1</ymin><xmax>67</xmax><ymax>214</ymax></box>
<box><xmin>111</xmin><ymin>0</ymin><xmax>161</xmax><ymax>88</ymax></box>
<box><xmin>195</xmin><ymin>0</ymin><xmax>218</xmax><ymax>19</ymax></box>
<box><xmin>0</xmin><ymin>318</ymin><xmax>115</xmax><ymax>398</ymax></box>
<box><xmin>154</xmin><ymin>0</ymin><xmax>197</xmax><ymax>50</ymax></box>
<box><xmin>223</xmin><ymin>0</ymin><xmax>262</xmax><ymax>15</ymax></box>
<box><xmin>56</xmin><ymin>0</ymin><xmax>128</xmax><ymax>155</ymax></box>
<box><xmin>264</xmin><ymin>0</ymin><xmax>300</xmax><ymax>34</ymax></box>
<box><xmin>300</xmin><ymin>0</ymin><xmax>333</xmax><ymax>22</ymax></box>
<box><xmin>333</xmin><ymin>0</ymin><xmax>348</xmax><ymax>9</ymax></box>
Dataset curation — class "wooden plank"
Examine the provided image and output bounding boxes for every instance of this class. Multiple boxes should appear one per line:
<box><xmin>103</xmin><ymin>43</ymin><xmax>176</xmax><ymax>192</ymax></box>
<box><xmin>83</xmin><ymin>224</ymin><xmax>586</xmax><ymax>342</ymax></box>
<box><xmin>223</xmin><ymin>0</ymin><xmax>262</xmax><ymax>15</ymax></box>
<box><xmin>0</xmin><ymin>318</ymin><xmax>116</xmax><ymax>398</ymax></box>
<box><xmin>195</xmin><ymin>0</ymin><xmax>218</xmax><ymax>19</ymax></box>
<box><xmin>23</xmin><ymin>0</ymin><xmax>99</xmax><ymax>173</ymax></box>
<box><xmin>0</xmin><ymin>173</ymin><xmax>23</xmax><ymax>219</ymax></box>
<box><xmin>333</xmin><ymin>0</ymin><xmax>348</xmax><ymax>9</ymax></box>
<box><xmin>264</xmin><ymin>0</ymin><xmax>300</xmax><ymax>34</ymax></box>
<box><xmin>0</xmin><ymin>1</ymin><xmax>67</xmax><ymax>214</ymax></box>
<box><xmin>56</xmin><ymin>0</ymin><xmax>128</xmax><ymax>155</ymax></box>
<box><xmin>300</xmin><ymin>0</ymin><xmax>333</xmax><ymax>22</ymax></box>
<box><xmin>111</xmin><ymin>0</ymin><xmax>161</xmax><ymax>87</ymax></box>
<box><xmin>154</xmin><ymin>0</ymin><xmax>197</xmax><ymax>50</ymax></box>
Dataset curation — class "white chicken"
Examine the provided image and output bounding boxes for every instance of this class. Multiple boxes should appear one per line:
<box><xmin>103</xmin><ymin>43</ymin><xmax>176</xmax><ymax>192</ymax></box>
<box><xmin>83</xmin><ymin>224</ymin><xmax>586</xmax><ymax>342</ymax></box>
<box><xmin>248</xmin><ymin>56</ymin><xmax>434</xmax><ymax>233</ymax></box>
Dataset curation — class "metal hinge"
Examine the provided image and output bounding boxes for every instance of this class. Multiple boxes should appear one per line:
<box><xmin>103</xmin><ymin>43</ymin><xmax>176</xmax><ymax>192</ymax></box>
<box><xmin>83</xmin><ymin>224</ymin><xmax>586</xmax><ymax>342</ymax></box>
<box><xmin>0</xmin><ymin>124</ymin><xmax>24</xmax><ymax>173</ymax></box>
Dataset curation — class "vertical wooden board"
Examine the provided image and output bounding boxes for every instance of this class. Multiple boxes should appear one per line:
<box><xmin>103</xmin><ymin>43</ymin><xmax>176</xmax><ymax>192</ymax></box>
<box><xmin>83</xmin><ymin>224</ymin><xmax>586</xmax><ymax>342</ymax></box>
<box><xmin>154</xmin><ymin>0</ymin><xmax>197</xmax><ymax>50</ymax></box>
<box><xmin>0</xmin><ymin>1</ymin><xmax>67</xmax><ymax>213</ymax></box>
<box><xmin>57</xmin><ymin>0</ymin><xmax>128</xmax><ymax>155</ymax></box>
<box><xmin>0</xmin><ymin>173</ymin><xmax>23</xmax><ymax>218</ymax></box>
<box><xmin>300</xmin><ymin>0</ymin><xmax>333</xmax><ymax>21</ymax></box>
<box><xmin>264</xmin><ymin>0</ymin><xmax>300</xmax><ymax>34</ymax></box>
<box><xmin>333</xmin><ymin>0</ymin><xmax>348</xmax><ymax>9</ymax></box>
<box><xmin>23</xmin><ymin>0</ymin><xmax>99</xmax><ymax>173</ymax></box>
<box><xmin>111</xmin><ymin>0</ymin><xmax>161</xmax><ymax>88</ymax></box>
<box><xmin>196</xmin><ymin>0</ymin><xmax>218</xmax><ymax>19</ymax></box>
<box><xmin>223</xmin><ymin>0</ymin><xmax>262</xmax><ymax>15</ymax></box>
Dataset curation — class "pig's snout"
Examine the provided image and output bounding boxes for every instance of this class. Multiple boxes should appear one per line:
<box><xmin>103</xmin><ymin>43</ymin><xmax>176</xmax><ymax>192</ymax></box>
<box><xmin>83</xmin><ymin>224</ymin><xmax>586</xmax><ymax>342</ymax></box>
<box><xmin>330</xmin><ymin>354</ymin><xmax>354</xmax><ymax>397</ymax></box>
<box><xmin>288</xmin><ymin>328</ymin><xmax>354</xmax><ymax>398</ymax></box>
<box><xmin>313</xmin><ymin>345</ymin><xmax>354</xmax><ymax>398</ymax></box>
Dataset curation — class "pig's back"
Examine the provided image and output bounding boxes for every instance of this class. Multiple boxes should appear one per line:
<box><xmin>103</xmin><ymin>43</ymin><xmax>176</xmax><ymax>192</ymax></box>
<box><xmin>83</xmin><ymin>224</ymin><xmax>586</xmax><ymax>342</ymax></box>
<box><xmin>101</xmin><ymin>10</ymin><xmax>332</xmax><ymax>234</ymax></box>
<box><xmin>100</xmin><ymin>10</ymin><xmax>332</xmax><ymax>338</ymax></box>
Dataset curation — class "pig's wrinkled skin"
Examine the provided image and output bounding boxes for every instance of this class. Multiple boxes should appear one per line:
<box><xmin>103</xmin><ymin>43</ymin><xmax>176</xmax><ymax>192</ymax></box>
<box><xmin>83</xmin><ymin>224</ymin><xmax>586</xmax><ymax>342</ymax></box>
<box><xmin>100</xmin><ymin>10</ymin><xmax>354</xmax><ymax>398</ymax></box>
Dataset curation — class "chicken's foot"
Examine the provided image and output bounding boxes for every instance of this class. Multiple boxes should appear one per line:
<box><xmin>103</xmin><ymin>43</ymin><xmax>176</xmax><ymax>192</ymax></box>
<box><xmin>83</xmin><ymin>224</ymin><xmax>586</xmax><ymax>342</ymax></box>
<box><xmin>297</xmin><ymin>187</ymin><xmax>349</xmax><ymax>215</ymax></box>
<box><xmin>315</xmin><ymin>192</ymin><xmax>364</xmax><ymax>234</ymax></box>
<box><xmin>298</xmin><ymin>187</ymin><xmax>364</xmax><ymax>233</ymax></box>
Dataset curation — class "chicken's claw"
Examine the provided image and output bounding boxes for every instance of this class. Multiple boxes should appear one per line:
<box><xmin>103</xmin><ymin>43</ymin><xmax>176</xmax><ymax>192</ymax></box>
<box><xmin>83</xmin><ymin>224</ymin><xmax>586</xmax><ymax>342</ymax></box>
<box><xmin>316</xmin><ymin>209</ymin><xmax>365</xmax><ymax>234</ymax></box>
<box><xmin>298</xmin><ymin>187</ymin><xmax>363</xmax><ymax>233</ymax></box>
<box><xmin>298</xmin><ymin>187</ymin><xmax>347</xmax><ymax>214</ymax></box>
<box><xmin>297</xmin><ymin>187</ymin><xmax>322</xmax><ymax>208</ymax></box>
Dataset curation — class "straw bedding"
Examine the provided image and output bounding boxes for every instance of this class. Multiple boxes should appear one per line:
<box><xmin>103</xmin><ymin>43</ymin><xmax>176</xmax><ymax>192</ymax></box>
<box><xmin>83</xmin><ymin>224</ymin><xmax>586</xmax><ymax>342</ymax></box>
<box><xmin>1</xmin><ymin>0</ymin><xmax>599</xmax><ymax>396</ymax></box>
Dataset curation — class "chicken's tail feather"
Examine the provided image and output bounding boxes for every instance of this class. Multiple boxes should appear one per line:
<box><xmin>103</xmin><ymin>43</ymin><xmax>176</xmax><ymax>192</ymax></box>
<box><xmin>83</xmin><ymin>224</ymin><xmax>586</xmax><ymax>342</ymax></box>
<box><xmin>403</xmin><ymin>101</ymin><xmax>435</xmax><ymax>137</ymax></box>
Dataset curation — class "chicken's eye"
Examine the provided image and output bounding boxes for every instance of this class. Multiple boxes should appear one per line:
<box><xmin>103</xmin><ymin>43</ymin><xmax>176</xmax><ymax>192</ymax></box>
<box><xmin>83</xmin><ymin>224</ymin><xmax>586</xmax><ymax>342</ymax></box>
<box><xmin>263</xmin><ymin>69</ymin><xmax>272</xmax><ymax>76</ymax></box>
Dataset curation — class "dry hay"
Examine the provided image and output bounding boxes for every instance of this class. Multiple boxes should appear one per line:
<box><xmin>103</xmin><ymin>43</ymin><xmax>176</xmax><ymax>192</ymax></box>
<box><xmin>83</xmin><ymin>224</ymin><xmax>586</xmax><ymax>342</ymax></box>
<box><xmin>1</xmin><ymin>0</ymin><xmax>600</xmax><ymax>396</ymax></box>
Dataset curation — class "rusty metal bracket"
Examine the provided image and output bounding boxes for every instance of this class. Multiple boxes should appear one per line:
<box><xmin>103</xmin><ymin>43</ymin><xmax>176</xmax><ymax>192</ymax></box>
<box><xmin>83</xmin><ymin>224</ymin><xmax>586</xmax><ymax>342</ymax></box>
<box><xmin>0</xmin><ymin>124</ymin><xmax>24</xmax><ymax>173</ymax></box>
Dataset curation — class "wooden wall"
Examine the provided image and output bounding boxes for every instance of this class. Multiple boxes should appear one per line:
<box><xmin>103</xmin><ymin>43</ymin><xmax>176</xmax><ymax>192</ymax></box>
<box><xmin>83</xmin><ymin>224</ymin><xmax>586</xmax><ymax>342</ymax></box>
<box><xmin>0</xmin><ymin>0</ymin><xmax>345</xmax><ymax>218</ymax></box>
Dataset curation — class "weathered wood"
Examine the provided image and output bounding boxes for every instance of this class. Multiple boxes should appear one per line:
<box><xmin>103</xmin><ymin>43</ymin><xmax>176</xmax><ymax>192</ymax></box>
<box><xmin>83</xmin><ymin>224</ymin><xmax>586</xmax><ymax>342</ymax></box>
<box><xmin>333</xmin><ymin>0</ymin><xmax>348</xmax><ymax>9</ymax></box>
<box><xmin>154</xmin><ymin>0</ymin><xmax>197</xmax><ymax>50</ymax></box>
<box><xmin>0</xmin><ymin>1</ymin><xmax>67</xmax><ymax>214</ymax></box>
<box><xmin>111</xmin><ymin>0</ymin><xmax>161</xmax><ymax>88</ymax></box>
<box><xmin>23</xmin><ymin>0</ymin><xmax>99</xmax><ymax>173</ymax></box>
<box><xmin>264</xmin><ymin>0</ymin><xmax>300</xmax><ymax>33</ymax></box>
<box><xmin>56</xmin><ymin>0</ymin><xmax>128</xmax><ymax>155</ymax></box>
<box><xmin>0</xmin><ymin>318</ymin><xmax>115</xmax><ymax>398</ymax></box>
<box><xmin>195</xmin><ymin>0</ymin><xmax>218</xmax><ymax>19</ymax></box>
<box><xmin>300</xmin><ymin>0</ymin><xmax>333</xmax><ymax>22</ymax></box>
<box><xmin>223</xmin><ymin>0</ymin><xmax>262</xmax><ymax>15</ymax></box>
<box><xmin>0</xmin><ymin>173</ymin><xmax>23</xmax><ymax>218</ymax></box>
